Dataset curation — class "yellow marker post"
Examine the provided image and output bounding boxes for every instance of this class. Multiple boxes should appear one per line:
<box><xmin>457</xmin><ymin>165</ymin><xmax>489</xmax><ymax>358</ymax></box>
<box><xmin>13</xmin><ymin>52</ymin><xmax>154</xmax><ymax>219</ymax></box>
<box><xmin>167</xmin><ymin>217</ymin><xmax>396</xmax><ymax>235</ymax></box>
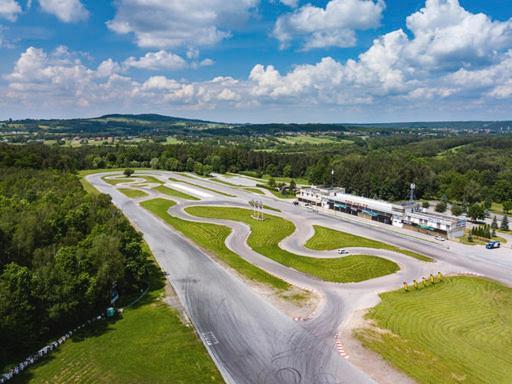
<box><xmin>438</xmin><ymin>271</ymin><xmax>443</xmax><ymax>281</ymax></box>
<box><xmin>430</xmin><ymin>274</ymin><xmax>435</xmax><ymax>284</ymax></box>
<box><xmin>403</xmin><ymin>282</ymin><xmax>409</xmax><ymax>292</ymax></box>
<box><xmin>413</xmin><ymin>279</ymin><xmax>418</xmax><ymax>289</ymax></box>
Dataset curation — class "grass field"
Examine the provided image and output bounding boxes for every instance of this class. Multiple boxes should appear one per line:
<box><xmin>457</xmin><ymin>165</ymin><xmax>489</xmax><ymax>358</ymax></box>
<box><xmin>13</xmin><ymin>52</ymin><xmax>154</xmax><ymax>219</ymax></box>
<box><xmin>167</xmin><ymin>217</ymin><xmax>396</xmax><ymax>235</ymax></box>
<box><xmin>355</xmin><ymin>276</ymin><xmax>512</xmax><ymax>384</ymax></box>
<box><xmin>305</xmin><ymin>225</ymin><xmax>432</xmax><ymax>262</ymax></box>
<box><xmin>118</xmin><ymin>188</ymin><xmax>148</xmax><ymax>198</ymax></box>
<box><xmin>13</xmin><ymin>246</ymin><xmax>222</xmax><ymax>384</ymax></box>
<box><xmin>135</xmin><ymin>175</ymin><xmax>163</xmax><ymax>184</ymax></box>
<box><xmin>140</xmin><ymin>198</ymin><xmax>292</xmax><ymax>294</ymax></box>
<box><xmin>153</xmin><ymin>185</ymin><xmax>199</xmax><ymax>200</ymax></box>
<box><xmin>102</xmin><ymin>177</ymin><xmax>135</xmax><ymax>185</ymax></box>
<box><xmin>186</xmin><ymin>207</ymin><xmax>399</xmax><ymax>283</ymax></box>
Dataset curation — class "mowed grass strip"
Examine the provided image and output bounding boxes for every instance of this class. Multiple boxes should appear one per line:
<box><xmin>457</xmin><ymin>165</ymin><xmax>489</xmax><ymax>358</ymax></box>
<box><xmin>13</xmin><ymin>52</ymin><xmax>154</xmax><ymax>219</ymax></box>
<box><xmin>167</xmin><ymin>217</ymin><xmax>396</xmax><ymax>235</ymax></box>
<box><xmin>153</xmin><ymin>185</ymin><xmax>199</xmax><ymax>200</ymax></box>
<box><xmin>118</xmin><ymin>188</ymin><xmax>148</xmax><ymax>198</ymax></box>
<box><xmin>13</xmin><ymin>247</ymin><xmax>222</xmax><ymax>384</ymax></box>
<box><xmin>186</xmin><ymin>207</ymin><xmax>399</xmax><ymax>283</ymax></box>
<box><xmin>140</xmin><ymin>198</ymin><xmax>289</xmax><ymax>291</ymax></box>
<box><xmin>305</xmin><ymin>225</ymin><xmax>432</xmax><ymax>262</ymax></box>
<box><xmin>355</xmin><ymin>276</ymin><xmax>512</xmax><ymax>384</ymax></box>
<box><xmin>102</xmin><ymin>177</ymin><xmax>134</xmax><ymax>185</ymax></box>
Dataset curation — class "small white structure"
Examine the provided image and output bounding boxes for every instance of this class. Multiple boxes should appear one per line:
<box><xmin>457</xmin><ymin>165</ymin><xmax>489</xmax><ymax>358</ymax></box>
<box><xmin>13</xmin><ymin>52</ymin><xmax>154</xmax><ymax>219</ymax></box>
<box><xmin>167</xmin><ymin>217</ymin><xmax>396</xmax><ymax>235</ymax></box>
<box><xmin>403</xmin><ymin>210</ymin><xmax>466</xmax><ymax>239</ymax></box>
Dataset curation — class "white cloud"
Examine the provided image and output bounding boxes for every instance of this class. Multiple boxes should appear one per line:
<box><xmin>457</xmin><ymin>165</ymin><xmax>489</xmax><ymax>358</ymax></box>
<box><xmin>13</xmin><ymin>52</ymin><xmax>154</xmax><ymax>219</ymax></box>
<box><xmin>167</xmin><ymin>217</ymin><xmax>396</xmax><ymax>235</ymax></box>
<box><xmin>3</xmin><ymin>1</ymin><xmax>512</xmax><ymax>120</ymax></box>
<box><xmin>124</xmin><ymin>51</ymin><xmax>187</xmax><ymax>71</ymax></box>
<box><xmin>107</xmin><ymin>0</ymin><xmax>258</xmax><ymax>48</ymax></box>
<box><xmin>38</xmin><ymin>0</ymin><xmax>89</xmax><ymax>22</ymax></box>
<box><xmin>274</xmin><ymin>0</ymin><xmax>385</xmax><ymax>49</ymax></box>
<box><xmin>0</xmin><ymin>0</ymin><xmax>21</xmax><ymax>21</ymax></box>
<box><xmin>280</xmin><ymin>0</ymin><xmax>298</xmax><ymax>7</ymax></box>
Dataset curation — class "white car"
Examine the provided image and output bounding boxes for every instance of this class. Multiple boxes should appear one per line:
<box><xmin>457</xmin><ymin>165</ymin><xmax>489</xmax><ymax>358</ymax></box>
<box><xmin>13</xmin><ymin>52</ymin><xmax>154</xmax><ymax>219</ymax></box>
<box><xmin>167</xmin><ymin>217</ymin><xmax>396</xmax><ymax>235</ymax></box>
<box><xmin>434</xmin><ymin>236</ymin><xmax>446</xmax><ymax>241</ymax></box>
<box><xmin>337</xmin><ymin>249</ymin><xmax>349</xmax><ymax>255</ymax></box>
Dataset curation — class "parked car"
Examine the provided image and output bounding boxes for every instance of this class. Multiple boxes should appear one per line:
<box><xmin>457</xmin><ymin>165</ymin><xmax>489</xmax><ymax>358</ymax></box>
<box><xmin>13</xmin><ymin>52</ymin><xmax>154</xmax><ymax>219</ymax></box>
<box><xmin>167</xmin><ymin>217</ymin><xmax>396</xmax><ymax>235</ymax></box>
<box><xmin>486</xmin><ymin>241</ymin><xmax>501</xmax><ymax>249</ymax></box>
<box><xmin>337</xmin><ymin>249</ymin><xmax>349</xmax><ymax>255</ymax></box>
<box><xmin>434</xmin><ymin>236</ymin><xmax>446</xmax><ymax>241</ymax></box>
<box><xmin>293</xmin><ymin>200</ymin><xmax>299</xmax><ymax>206</ymax></box>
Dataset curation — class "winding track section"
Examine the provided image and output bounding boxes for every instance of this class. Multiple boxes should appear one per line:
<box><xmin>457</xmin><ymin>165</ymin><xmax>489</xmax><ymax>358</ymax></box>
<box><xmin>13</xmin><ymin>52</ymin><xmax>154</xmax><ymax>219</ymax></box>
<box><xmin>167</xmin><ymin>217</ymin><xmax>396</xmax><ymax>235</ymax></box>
<box><xmin>89</xmin><ymin>171</ymin><xmax>512</xmax><ymax>384</ymax></box>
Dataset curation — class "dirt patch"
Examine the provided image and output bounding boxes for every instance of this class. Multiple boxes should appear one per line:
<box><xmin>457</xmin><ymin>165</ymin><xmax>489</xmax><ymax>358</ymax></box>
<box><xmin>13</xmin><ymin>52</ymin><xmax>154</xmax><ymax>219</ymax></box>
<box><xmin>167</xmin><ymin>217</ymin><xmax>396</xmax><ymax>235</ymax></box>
<box><xmin>162</xmin><ymin>280</ymin><xmax>192</xmax><ymax>326</ymax></box>
<box><xmin>341</xmin><ymin>309</ymin><xmax>416</xmax><ymax>384</ymax></box>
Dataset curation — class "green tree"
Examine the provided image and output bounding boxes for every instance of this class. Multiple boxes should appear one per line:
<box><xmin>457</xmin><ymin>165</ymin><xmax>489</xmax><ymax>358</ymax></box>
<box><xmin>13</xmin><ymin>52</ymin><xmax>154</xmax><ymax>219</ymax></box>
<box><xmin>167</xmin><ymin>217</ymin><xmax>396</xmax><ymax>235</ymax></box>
<box><xmin>468</xmin><ymin>203</ymin><xmax>485</xmax><ymax>222</ymax></box>
<box><xmin>435</xmin><ymin>201</ymin><xmax>447</xmax><ymax>213</ymax></box>
<box><xmin>451</xmin><ymin>205</ymin><xmax>463</xmax><ymax>216</ymax></box>
<box><xmin>501</xmin><ymin>215</ymin><xmax>509</xmax><ymax>231</ymax></box>
<box><xmin>503</xmin><ymin>201</ymin><xmax>512</xmax><ymax>214</ymax></box>
<box><xmin>268</xmin><ymin>177</ymin><xmax>276</xmax><ymax>188</ymax></box>
<box><xmin>491</xmin><ymin>216</ymin><xmax>498</xmax><ymax>229</ymax></box>
<box><xmin>124</xmin><ymin>168</ymin><xmax>134</xmax><ymax>177</ymax></box>
<box><xmin>422</xmin><ymin>201</ymin><xmax>430</xmax><ymax>209</ymax></box>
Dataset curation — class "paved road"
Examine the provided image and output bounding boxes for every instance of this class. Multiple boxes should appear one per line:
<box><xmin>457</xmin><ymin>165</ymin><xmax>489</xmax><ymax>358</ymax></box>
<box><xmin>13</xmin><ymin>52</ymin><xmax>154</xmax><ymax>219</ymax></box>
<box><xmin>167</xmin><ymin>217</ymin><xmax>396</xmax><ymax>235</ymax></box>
<box><xmin>89</xmin><ymin>173</ymin><xmax>376</xmax><ymax>384</ymax></box>
<box><xmin>91</xmin><ymin>171</ymin><xmax>512</xmax><ymax>384</ymax></box>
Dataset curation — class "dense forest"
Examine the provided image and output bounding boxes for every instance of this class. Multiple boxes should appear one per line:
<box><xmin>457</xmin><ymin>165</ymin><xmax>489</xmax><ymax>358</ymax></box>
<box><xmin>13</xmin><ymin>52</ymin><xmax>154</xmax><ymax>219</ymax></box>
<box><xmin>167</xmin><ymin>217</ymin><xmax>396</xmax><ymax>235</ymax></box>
<box><xmin>1</xmin><ymin>133</ymin><xmax>512</xmax><ymax>206</ymax></box>
<box><xmin>0</xmin><ymin>168</ymin><xmax>149</xmax><ymax>367</ymax></box>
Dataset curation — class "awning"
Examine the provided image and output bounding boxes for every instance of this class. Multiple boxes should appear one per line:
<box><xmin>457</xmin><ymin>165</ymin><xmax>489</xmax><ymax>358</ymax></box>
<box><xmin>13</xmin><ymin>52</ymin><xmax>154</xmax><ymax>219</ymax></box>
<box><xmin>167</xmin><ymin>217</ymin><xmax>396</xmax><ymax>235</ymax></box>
<box><xmin>419</xmin><ymin>224</ymin><xmax>435</xmax><ymax>231</ymax></box>
<box><xmin>334</xmin><ymin>203</ymin><xmax>347</xmax><ymax>209</ymax></box>
<box><xmin>362</xmin><ymin>209</ymin><xmax>379</xmax><ymax>217</ymax></box>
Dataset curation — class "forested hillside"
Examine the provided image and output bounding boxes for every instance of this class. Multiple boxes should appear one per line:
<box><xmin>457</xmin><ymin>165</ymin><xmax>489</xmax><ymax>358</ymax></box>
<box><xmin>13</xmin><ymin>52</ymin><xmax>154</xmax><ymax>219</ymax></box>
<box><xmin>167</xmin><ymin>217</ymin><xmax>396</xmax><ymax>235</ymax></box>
<box><xmin>0</xmin><ymin>168</ymin><xmax>149</xmax><ymax>368</ymax></box>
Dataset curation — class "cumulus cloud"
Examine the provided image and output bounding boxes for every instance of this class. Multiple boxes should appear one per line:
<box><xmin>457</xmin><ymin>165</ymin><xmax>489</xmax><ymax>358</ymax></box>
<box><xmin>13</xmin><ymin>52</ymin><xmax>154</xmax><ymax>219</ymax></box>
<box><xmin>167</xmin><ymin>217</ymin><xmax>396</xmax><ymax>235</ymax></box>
<box><xmin>124</xmin><ymin>51</ymin><xmax>188</xmax><ymax>71</ymax></box>
<box><xmin>274</xmin><ymin>0</ymin><xmax>385</xmax><ymax>49</ymax></box>
<box><xmin>38</xmin><ymin>0</ymin><xmax>89</xmax><ymax>22</ymax></box>
<box><xmin>280</xmin><ymin>0</ymin><xmax>298</xmax><ymax>7</ymax></box>
<box><xmin>0</xmin><ymin>0</ymin><xmax>21</xmax><ymax>21</ymax></box>
<box><xmin>107</xmin><ymin>0</ymin><xmax>258</xmax><ymax>48</ymax></box>
<box><xmin>3</xmin><ymin>1</ymin><xmax>512</xmax><ymax>120</ymax></box>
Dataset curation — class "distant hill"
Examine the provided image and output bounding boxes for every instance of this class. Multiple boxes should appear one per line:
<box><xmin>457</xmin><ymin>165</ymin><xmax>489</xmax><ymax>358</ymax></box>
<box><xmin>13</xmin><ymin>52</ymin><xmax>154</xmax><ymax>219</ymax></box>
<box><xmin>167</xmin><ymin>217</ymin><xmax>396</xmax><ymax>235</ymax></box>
<box><xmin>1</xmin><ymin>114</ymin><xmax>512</xmax><ymax>138</ymax></box>
<box><xmin>97</xmin><ymin>113</ymin><xmax>218</xmax><ymax>124</ymax></box>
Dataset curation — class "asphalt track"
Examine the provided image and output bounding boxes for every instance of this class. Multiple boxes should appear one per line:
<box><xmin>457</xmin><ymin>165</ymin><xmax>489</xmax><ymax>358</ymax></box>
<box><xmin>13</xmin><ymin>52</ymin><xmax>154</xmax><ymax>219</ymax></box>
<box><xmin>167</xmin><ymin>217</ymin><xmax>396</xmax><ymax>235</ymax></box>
<box><xmin>88</xmin><ymin>171</ymin><xmax>512</xmax><ymax>384</ymax></box>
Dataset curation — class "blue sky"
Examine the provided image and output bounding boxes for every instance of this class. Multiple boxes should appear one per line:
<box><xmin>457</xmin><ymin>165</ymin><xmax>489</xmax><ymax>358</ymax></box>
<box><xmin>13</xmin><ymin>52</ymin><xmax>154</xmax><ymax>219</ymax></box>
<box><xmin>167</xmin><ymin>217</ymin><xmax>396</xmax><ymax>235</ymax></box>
<box><xmin>1</xmin><ymin>0</ymin><xmax>512</xmax><ymax>123</ymax></box>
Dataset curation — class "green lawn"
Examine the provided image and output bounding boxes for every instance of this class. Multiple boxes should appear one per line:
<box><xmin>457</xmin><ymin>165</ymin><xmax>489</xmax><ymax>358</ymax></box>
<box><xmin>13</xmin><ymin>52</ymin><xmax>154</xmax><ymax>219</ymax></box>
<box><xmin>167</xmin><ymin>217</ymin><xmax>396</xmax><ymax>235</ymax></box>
<box><xmin>102</xmin><ymin>177</ymin><xmax>135</xmax><ymax>185</ymax></box>
<box><xmin>13</xmin><ymin>246</ymin><xmax>222</xmax><ymax>384</ymax></box>
<box><xmin>118</xmin><ymin>188</ymin><xmax>148</xmax><ymax>198</ymax></box>
<box><xmin>305</xmin><ymin>225</ymin><xmax>432</xmax><ymax>262</ymax></box>
<box><xmin>140</xmin><ymin>198</ymin><xmax>290</xmax><ymax>293</ymax></box>
<box><xmin>186</xmin><ymin>207</ymin><xmax>399</xmax><ymax>283</ymax></box>
<box><xmin>153</xmin><ymin>185</ymin><xmax>199</xmax><ymax>200</ymax></box>
<box><xmin>355</xmin><ymin>276</ymin><xmax>512</xmax><ymax>384</ymax></box>
<box><xmin>135</xmin><ymin>175</ymin><xmax>163</xmax><ymax>184</ymax></box>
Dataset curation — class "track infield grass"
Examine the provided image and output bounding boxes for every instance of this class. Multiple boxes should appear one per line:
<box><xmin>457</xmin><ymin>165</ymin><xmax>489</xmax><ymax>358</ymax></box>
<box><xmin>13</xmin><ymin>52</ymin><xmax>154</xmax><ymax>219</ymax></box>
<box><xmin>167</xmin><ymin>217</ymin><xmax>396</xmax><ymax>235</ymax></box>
<box><xmin>186</xmin><ymin>206</ymin><xmax>399</xmax><ymax>283</ymax></box>
<box><xmin>12</xmin><ymin>245</ymin><xmax>222</xmax><ymax>384</ymax></box>
<box><xmin>305</xmin><ymin>225</ymin><xmax>432</xmax><ymax>262</ymax></box>
<box><xmin>118</xmin><ymin>188</ymin><xmax>148</xmax><ymax>198</ymax></box>
<box><xmin>140</xmin><ymin>198</ymin><xmax>291</xmax><ymax>294</ymax></box>
<box><xmin>355</xmin><ymin>276</ymin><xmax>512</xmax><ymax>384</ymax></box>
<box><xmin>153</xmin><ymin>185</ymin><xmax>199</xmax><ymax>200</ymax></box>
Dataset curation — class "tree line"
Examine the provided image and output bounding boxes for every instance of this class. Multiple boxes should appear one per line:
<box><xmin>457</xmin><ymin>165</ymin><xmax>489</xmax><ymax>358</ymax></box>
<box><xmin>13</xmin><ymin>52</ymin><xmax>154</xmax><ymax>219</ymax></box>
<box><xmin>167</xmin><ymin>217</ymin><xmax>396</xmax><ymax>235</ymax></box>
<box><xmin>0</xmin><ymin>167</ymin><xmax>149</xmax><ymax>368</ymax></box>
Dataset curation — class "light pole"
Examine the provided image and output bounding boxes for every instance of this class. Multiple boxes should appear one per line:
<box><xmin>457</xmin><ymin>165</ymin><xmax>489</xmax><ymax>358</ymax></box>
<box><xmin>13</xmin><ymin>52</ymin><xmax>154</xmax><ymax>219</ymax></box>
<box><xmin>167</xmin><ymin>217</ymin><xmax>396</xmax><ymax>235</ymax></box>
<box><xmin>331</xmin><ymin>169</ymin><xmax>334</xmax><ymax>188</ymax></box>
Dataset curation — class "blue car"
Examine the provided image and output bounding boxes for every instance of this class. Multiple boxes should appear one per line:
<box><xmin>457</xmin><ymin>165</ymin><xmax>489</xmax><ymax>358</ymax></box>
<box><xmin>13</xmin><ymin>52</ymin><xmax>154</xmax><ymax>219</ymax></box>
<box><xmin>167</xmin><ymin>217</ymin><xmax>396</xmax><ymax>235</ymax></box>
<box><xmin>486</xmin><ymin>241</ymin><xmax>501</xmax><ymax>249</ymax></box>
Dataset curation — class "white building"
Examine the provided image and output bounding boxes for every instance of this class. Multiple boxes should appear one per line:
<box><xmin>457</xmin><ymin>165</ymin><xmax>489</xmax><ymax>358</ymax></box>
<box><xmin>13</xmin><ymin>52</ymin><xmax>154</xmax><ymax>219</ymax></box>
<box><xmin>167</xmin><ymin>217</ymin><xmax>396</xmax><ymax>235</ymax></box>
<box><xmin>402</xmin><ymin>210</ymin><xmax>466</xmax><ymax>239</ymax></box>
<box><xmin>297</xmin><ymin>186</ymin><xmax>465</xmax><ymax>238</ymax></box>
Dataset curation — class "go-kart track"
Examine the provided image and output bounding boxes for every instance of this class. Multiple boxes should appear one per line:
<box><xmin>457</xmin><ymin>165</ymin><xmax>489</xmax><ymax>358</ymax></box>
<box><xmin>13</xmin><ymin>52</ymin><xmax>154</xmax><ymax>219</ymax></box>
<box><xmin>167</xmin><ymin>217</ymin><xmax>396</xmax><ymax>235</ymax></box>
<box><xmin>87</xmin><ymin>171</ymin><xmax>512</xmax><ymax>384</ymax></box>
